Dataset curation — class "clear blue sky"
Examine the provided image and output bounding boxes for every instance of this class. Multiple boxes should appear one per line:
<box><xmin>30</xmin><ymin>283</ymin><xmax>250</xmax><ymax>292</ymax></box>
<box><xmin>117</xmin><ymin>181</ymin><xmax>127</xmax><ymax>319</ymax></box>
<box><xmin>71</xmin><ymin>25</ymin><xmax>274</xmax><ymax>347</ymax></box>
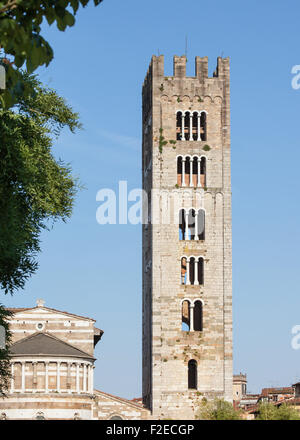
<box><xmin>3</xmin><ymin>0</ymin><xmax>300</xmax><ymax>398</ymax></box>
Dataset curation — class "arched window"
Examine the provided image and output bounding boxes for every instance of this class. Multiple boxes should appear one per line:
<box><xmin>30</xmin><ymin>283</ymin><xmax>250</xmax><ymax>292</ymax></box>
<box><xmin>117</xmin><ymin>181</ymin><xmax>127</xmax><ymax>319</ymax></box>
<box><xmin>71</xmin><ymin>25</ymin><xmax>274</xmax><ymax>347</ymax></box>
<box><xmin>200</xmin><ymin>157</ymin><xmax>206</xmax><ymax>187</ymax></box>
<box><xmin>181</xmin><ymin>300</ymin><xmax>190</xmax><ymax>331</ymax></box>
<box><xmin>184</xmin><ymin>112</ymin><xmax>190</xmax><ymax>140</ymax></box>
<box><xmin>177</xmin><ymin>156</ymin><xmax>183</xmax><ymax>186</ymax></box>
<box><xmin>181</xmin><ymin>257</ymin><xmax>187</xmax><ymax>284</ymax></box>
<box><xmin>192</xmin><ymin>112</ymin><xmax>198</xmax><ymax>140</ymax></box>
<box><xmin>198</xmin><ymin>257</ymin><xmax>204</xmax><ymax>285</ymax></box>
<box><xmin>192</xmin><ymin>157</ymin><xmax>198</xmax><ymax>186</ymax></box>
<box><xmin>197</xmin><ymin>209</ymin><xmax>205</xmax><ymax>240</ymax></box>
<box><xmin>181</xmin><ymin>257</ymin><xmax>203</xmax><ymax>285</ymax></box>
<box><xmin>189</xmin><ymin>257</ymin><xmax>195</xmax><ymax>285</ymax></box>
<box><xmin>110</xmin><ymin>415</ymin><xmax>123</xmax><ymax>420</ymax></box>
<box><xmin>179</xmin><ymin>209</ymin><xmax>186</xmax><ymax>240</ymax></box>
<box><xmin>176</xmin><ymin>111</ymin><xmax>183</xmax><ymax>140</ymax></box>
<box><xmin>200</xmin><ymin>112</ymin><xmax>207</xmax><ymax>141</ymax></box>
<box><xmin>188</xmin><ymin>209</ymin><xmax>196</xmax><ymax>240</ymax></box>
<box><xmin>188</xmin><ymin>360</ymin><xmax>197</xmax><ymax>389</ymax></box>
<box><xmin>194</xmin><ymin>301</ymin><xmax>203</xmax><ymax>331</ymax></box>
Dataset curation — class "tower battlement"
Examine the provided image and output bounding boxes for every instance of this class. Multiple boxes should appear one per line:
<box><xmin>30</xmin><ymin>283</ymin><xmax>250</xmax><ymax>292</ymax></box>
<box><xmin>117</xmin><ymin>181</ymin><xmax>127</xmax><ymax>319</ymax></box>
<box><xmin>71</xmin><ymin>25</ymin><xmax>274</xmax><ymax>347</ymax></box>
<box><xmin>143</xmin><ymin>55</ymin><xmax>229</xmax><ymax>84</ymax></box>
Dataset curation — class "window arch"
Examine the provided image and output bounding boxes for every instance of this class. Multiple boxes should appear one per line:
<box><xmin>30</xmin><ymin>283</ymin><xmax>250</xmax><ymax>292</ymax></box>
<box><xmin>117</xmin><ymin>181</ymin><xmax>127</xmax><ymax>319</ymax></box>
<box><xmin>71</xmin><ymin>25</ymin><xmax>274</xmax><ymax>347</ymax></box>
<box><xmin>198</xmin><ymin>257</ymin><xmax>204</xmax><ymax>285</ymax></box>
<box><xmin>188</xmin><ymin>360</ymin><xmax>197</xmax><ymax>389</ymax></box>
<box><xmin>184</xmin><ymin>111</ymin><xmax>190</xmax><ymax>140</ymax></box>
<box><xmin>35</xmin><ymin>412</ymin><xmax>45</xmax><ymax>420</ymax></box>
<box><xmin>194</xmin><ymin>300</ymin><xmax>203</xmax><ymax>331</ymax></box>
<box><xmin>200</xmin><ymin>112</ymin><xmax>207</xmax><ymax>141</ymax></box>
<box><xmin>197</xmin><ymin>209</ymin><xmax>205</xmax><ymax>240</ymax></box>
<box><xmin>109</xmin><ymin>415</ymin><xmax>123</xmax><ymax>420</ymax></box>
<box><xmin>176</xmin><ymin>111</ymin><xmax>183</xmax><ymax>140</ymax></box>
<box><xmin>181</xmin><ymin>299</ymin><xmax>190</xmax><ymax>331</ymax></box>
<box><xmin>179</xmin><ymin>209</ymin><xmax>186</xmax><ymax>240</ymax></box>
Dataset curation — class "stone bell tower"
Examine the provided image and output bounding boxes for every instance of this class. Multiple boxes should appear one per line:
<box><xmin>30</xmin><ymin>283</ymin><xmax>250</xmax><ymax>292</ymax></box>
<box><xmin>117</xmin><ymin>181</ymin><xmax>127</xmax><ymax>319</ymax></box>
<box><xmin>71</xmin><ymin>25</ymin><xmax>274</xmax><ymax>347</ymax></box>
<box><xmin>142</xmin><ymin>55</ymin><xmax>232</xmax><ymax>419</ymax></box>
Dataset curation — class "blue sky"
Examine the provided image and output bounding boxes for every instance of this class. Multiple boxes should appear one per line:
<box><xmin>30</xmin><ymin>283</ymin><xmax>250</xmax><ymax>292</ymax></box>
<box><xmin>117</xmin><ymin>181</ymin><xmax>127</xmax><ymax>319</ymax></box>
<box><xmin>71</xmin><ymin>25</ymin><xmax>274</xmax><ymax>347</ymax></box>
<box><xmin>3</xmin><ymin>0</ymin><xmax>300</xmax><ymax>397</ymax></box>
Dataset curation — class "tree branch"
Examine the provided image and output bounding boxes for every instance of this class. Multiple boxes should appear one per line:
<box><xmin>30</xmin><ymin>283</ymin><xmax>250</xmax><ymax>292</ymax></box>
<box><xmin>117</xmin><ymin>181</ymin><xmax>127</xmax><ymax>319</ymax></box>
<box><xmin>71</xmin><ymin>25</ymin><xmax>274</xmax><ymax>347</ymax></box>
<box><xmin>0</xmin><ymin>0</ymin><xmax>19</xmax><ymax>15</ymax></box>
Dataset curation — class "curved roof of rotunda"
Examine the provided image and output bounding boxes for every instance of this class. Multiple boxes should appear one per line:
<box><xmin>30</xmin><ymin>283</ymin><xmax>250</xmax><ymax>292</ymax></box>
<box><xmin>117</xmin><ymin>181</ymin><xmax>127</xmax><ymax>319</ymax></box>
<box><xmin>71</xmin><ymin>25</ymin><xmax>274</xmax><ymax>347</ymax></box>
<box><xmin>10</xmin><ymin>332</ymin><xmax>95</xmax><ymax>360</ymax></box>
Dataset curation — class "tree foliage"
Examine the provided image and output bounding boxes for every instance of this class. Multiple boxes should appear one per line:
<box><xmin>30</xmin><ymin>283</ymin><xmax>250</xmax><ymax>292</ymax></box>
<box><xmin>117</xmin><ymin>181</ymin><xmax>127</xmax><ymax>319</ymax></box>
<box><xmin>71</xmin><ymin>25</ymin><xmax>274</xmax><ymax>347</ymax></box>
<box><xmin>196</xmin><ymin>398</ymin><xmax>242</xmax><ymax>420</ymax></box>
<box><xmin>0</xmin><ymin>71</ymin><xmax>81</xmax><ymax>294</ymax></box>
<box><xmin>0</xmin><ymin>0</ymin><xmax>104</xmax><ymax>107</ymax></box>
<box><xmin>257</xmin><ymin>402</ymin><xmax>300</xmax><ymax>420</ymax></box>
<box><xmin>0</xmin><ymin>306</ymin><xmax>12</xmax><ymax>396</ymax></box>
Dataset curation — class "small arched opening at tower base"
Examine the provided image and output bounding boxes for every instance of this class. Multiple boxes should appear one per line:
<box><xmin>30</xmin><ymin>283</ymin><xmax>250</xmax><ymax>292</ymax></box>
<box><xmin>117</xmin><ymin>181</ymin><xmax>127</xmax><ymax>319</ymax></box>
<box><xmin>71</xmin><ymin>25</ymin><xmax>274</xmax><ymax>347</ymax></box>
<box><xmin>181</xmin><ymin>299</ymin><xmax>190</xmax><ymax>331</ymax></box>
<box><xmin>200</xmin><ymin>112</ymin><xmax>207</xmax><ymax>141</ymax></box>
<box><xmin>197</xmin><ymin>209</ymin><xmax>205</xmax><ymax>241</ymax></box>
<box><xmin>109</xmin><ymin>415</ymin><xmax>123</xmax><ymax>420</ymax></box>
<box><xmin>179</xmin><ymin>209</ymin><xmax>186</xmax><ymax>240</ymax></box>
<box><xmin>194</xmin><ymin>300</ymin><xmax>203</xmax><ymax>331</ymax></box>
<box><xmin>35</xmin><ymin>411</ymin><xmax>45</xmax><ymax>420</ymax></box>
<box><xmin>176</xmin><ymin>111</ymin><xmax>183</xmax><ymax>140</ymax></box>
<box><xmin>188</xmin><ymin>360</ymin><xmax>197</xmax><ymax>389</ymax></box>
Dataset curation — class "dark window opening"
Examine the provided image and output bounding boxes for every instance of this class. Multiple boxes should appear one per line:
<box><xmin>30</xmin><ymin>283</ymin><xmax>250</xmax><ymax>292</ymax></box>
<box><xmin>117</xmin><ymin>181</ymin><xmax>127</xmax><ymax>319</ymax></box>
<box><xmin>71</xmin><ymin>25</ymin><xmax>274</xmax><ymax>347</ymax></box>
<box><xmin>200</xmin><ymin>112</ymin><xmax>207</xmax><ymax>141</ymax></box>
<box><xmin>182</xmin><ymin>300</ymin><xmax>190</xmax><ymax>331</ymax></box>
<box><xmin>188</xmin><ymin>360</ymin><xmax>197</xmax><ymax>389</ymax></box>
<box><xmin>194</xmin><ymin>301</ymin><xmax>203</xmax><ymax>331</ymax></box>
<box><xmin>176</xmin><ymin>112</ymin><xmax>182</xmax><ymax>140</ymax></box>
<box><xmin>179</xmin><ymin>209</ymin><xmax>185</xmax><ymax>240</ymax></box>
<box><xmin>198</xmin><ymin>258</ymin><xmax>204</xmax><ymax>285</ymax></box>
<box><xmin>197</xmin><ymin>209</ymin><xmax>205</xmax><ymax>240</ymax></box>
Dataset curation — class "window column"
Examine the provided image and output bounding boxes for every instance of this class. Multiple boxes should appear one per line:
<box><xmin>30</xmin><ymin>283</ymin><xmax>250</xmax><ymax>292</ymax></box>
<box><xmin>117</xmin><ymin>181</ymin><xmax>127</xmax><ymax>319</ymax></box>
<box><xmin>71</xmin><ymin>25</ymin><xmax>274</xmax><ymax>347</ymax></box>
<box><xmin>197</xmin><ymin>114</ymin><xmax>201</xmax><ymax>141</ymax></box>
<box><xmin>194</xmin><ymin>259</ymin><xmax>199</xmax><ymax>284</ymax></box>
<box><xmin>190</xmin><ymin>304</ymin><xmax>195</xmax><ymax>331</ymax></box>
<box><xmin>197</xmin><ymin>158</ymin><xmax>201</xmax><ymax>187</ymax></box>
<box><xmin>186</xmin><ymin>258</ymin><xmax>190</xmax><ymax>285</ymax></box>
<box><xmin>21</xmin><ymin>361</ymin><xmax>25</xmax><ymax>392</ymax></box>
<box><xmin>185</xmin><ymin>211</ymin><xmax>189</xmax><ymax>240</ymax></box>
<box><xmin>67</xmin><ymin>362</ymin><xmax>71</xmax><ymax>393</ymax></box>
<box><xmin>181</xmin><ymin>114</ymin><xmax>185</xmax><ymax>140</ymax></box>
<box><xmin>182</xmin><ymin>158</ymin><xmax>186</xmax><ymax>187</ymax></box>
<box><xmin>194</xmin><ymin>211</ymin><xmax>198</xmax><ymax>241</ymax></box>
<box><xmin>45</xmin><ymin>362</ymin><xmax>49</xmax><ymax>392</ymax></box>
<box><xmin>76</xmin><ymin>363</ymin><xmax>80</xmax><ymax>393</ymax></box>
<box><xmin>10</xmin><ymin>362</ymin><xmax>14</xmax><ymax>393</ymax></box>
<box><xmin>189</xmin><ymin>114</ymin><xmax>193</xmax><ymax>141</ymax></box>
<box><xmin>57</xmin><ymin>362</ymin><xmax>61</xmax><ymax>392</ymax></box>
<box><xmin>83</xmin><ymin>363</ymin><xmax>87</xmax><ymax>393</ymax></box>
<box><xmin>89</xmin><ymin>365</ymin><xmax>94</xmax><ymax>394</ymax></box>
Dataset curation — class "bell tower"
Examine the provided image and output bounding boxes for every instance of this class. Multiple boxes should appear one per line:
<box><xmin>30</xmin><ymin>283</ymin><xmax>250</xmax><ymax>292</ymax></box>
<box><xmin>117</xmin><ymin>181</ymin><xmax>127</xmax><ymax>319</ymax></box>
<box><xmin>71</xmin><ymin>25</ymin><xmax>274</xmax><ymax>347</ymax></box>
<box><xmin>142</xmin><ymin>55</ymin><xmax>232</xmax><ymax>419</ymax></box>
